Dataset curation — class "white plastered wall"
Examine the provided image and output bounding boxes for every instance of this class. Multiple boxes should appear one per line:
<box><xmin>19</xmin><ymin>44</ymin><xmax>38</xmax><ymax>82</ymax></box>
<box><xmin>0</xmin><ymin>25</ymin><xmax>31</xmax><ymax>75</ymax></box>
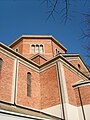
<box><xmin>42</xmin><ymin>103</ymin><xmax>90</xmax><ymax>120</ymax></box>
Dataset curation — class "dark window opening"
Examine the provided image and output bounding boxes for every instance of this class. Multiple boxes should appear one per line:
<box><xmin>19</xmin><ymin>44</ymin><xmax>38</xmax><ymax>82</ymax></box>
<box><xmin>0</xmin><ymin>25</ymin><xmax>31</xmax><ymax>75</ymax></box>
<box><xmin>58</xmin><ymin>51</ymin><xmax>59</xmax><ymax>53</ymax></box>
<box><xmin>0</xmin><ymin>58</ymin><xmax>3</xmax><ymax>73</ymax></box>
<box><xmin>35</xmin><ymin>45</ymin><xmax>39</xmax><ymax>53</ymax></box>
<box><xmin>40</xmin><ymin>45</ymin><xmax>44</xmax><ymax>53</ymax></box>
<box><xmin>27</xmin><ymin>72</ymin><xmax>31</xmax><ymax>97</ymax></box>
<box><xmin>56</xmin><ymin>49</ymin><xmax>57</xmax><ymax>54</ymax></box>
<box><xmin>31</xmin><ymin>45</ymin><xmax>35</xmax><ymax>53</ymax></box>
<box><xmin>78</xmin><ymin>64</ymin><xmax>81</xmax><ymax>69</ymax></box>
<box><xmin>15</xmin><ymin>48</ymin><xmax>18</xmax><ymax>52</ymax></box>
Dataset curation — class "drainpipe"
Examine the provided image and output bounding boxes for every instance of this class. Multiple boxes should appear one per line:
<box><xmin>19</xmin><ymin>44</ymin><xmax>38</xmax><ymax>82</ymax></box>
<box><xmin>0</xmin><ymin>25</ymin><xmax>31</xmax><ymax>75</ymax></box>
<box><xmin>78</xmin><ymin>87</ymin><xmax>86</xmax><ymax>120</ymax></box>
<box><xmin>56</xmin><ymin>61</ymin><xmax>65</xmax><ymax>120</ymax></box>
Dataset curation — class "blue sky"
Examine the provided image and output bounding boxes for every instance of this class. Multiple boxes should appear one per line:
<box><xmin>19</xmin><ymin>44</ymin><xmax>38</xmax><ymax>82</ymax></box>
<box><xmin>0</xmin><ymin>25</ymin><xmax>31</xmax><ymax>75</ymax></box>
<box><xmin>0</xmin><ymin>0</ymin><xmax>89</xmax><ymax>66</ymax></box>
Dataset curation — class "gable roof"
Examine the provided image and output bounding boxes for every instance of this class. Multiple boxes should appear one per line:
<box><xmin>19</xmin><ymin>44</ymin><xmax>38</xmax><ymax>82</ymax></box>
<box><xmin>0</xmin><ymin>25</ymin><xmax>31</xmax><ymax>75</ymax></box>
<box><xmin>30</xmin><ymin>53</ymin><xmax>47</xmax><ymax>65</ymax></box>
<box><xmin>62</xmin><ymin>53</ymin><xmax>90</xmax><ymax>72</ymax></box>
<box><xmin>30</xmin><ymin>53</ymin><xmax>47</xmax><ymax>61</ymax></box>
<box><xmin>9</xmin><ymin>35</ymin><xmax>67</xmax><ymax>52</ymax></box>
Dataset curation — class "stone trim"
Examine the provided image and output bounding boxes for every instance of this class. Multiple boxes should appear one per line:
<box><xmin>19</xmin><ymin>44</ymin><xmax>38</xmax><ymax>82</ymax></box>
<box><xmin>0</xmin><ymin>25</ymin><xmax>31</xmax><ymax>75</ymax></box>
<box><xmin>0</xmin><ymin>109</ymin><xmax>49</xmax><ymax>120</ymax></box>
<box><xmin>0</xmin><ymin>101</ymin><xmax>63</xmax><ymax>119</ymax></box>
<box><xmin>72</xmin><ymin>80</ymin><xmax>90</xmax><ymax>88</ymax></box>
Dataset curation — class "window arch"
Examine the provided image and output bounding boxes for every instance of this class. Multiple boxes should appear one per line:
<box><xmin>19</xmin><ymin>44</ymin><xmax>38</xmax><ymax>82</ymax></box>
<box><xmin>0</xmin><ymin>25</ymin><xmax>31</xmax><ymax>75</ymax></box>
<box><xmin>27</xmin><ymin>72</ymin><xmax>31</xmax><ymax>97</ymax></box>
<box><xmin>58</xmin><ymin>51</ymin><xmax>60</xmax><ymax>53</ymax></box>
<box><xmin>31</xmin><ymin>44</ymin><xmax>44</xmax><ymax>54</ymax></box>
<box><xmin>56</xmin><ymin>49</ymin><xmax>57</xmax><ymax>54</ymax></box>
<box><xmin>40</xmin><ymin>45</ymin><xmax>44</xmax><ymax>53</ymax></box>
<box><xmin>0</xmin><ymin>58</ymin><xmax>3</xmax><ymax>73</ymax></box>
<box><xmin>78</xmin><ymin>64</ymin><xmax>81</xmax><ymax>70</ymax></box>
<box><xmin>31</xmin><ymin>45</ymin><xmax>35</xmax><ymax>53</ymax></box>
<box><xmin>15</xmin><ymin>48</ymin><xmax>18</xmax><ymax>52</ymax></box>
<box><xmin>35</xmin><ymin>45</ymin><xmax>39</xmax><ymax>53</ymax></box>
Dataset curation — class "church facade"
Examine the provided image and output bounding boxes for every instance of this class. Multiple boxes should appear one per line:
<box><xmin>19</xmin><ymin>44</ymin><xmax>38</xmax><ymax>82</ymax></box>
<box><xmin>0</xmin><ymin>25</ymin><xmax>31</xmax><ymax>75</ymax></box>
<box><xmin>0</xmin><ymin>35</ymin><xmax>90</xmax><ymax>120</ymax></box>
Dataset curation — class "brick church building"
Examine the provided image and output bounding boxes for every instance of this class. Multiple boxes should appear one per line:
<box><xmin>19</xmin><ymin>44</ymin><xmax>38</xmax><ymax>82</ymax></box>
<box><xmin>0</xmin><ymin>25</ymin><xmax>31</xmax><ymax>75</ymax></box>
<box><xmin>0</xmin><ymin>35</ymin><xmax>90</xmax><ymax>120</ymax></box>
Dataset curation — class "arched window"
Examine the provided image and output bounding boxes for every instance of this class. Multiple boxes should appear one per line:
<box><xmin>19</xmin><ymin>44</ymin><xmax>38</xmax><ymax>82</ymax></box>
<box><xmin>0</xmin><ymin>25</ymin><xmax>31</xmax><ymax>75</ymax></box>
<box><xmin>15</xmin><ymin>48</ymin><xmax>18</xmax><ymax>52</ymax></box>
<box><xmin>0</xmin><ymin>58</ymin><xmax>3</xmax><ymax>73</ymax></box>
<box><xmin>58</xmin><ymin>51</ymin><xmax>59</xmax><ymax>53</ymax></box>
<box><xmin>56</xmin><ymin>49</ymin><xmax>57</xmax><ymax>54</ymax></box>
<box><xmin>31</xmin><ymin>45</ymin><xmax>35</xmax><ymax>53</ymax></box>
<box><xmin>27</xmin><ymin>72</ymin><xmax>31</xmax><ymax>97</ymax></box>
<box><xmin>40</xmin><ymin>45</ymin><xmax>44</xmax><ymax>53</ymax></box>
<box><xmin>35</xmin><ymin>45</ymin><xmax>39</xmax><ymax>53</ymax></box>
<box><xmin>78</xmin><ymin>64</ymin><xmax>81</xmax><ymax>70</ymax></box>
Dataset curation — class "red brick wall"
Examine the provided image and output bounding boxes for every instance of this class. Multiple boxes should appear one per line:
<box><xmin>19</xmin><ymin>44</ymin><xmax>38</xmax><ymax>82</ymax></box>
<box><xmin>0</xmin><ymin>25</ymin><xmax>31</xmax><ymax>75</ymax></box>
<box><xmin>17</xmin><ymin>63</ymin><xmax>61</xmax><ymax>109</ymax></box>
<box><xmin>0</xmin><ymin>53</ymin><xmax>14</xmax><ymax>102</ymax></box>
<box><xmin>17</xmin><ymin>63</ymin><xmax>41</xmax><ymax>109</ymax></box>
<box><xmin>31</xmin><ymin>56</ymin><xmax>40</xmax><ymax>65</ymax></box>
<box><xmin>64</xmin><ymin>65</ymin><xmax>82</xmax><ymax>106</ymax></box>
<box><xmin>11</xmin><ymin>40</ymin><xmax>23</xmax><ymax>54</ymax></box>
<box><xmin>23</xmin><ymin>43</ymin><xmax>30</xmax><ymax>54</ymax></box>
<box><xmin>40</xmin><ymin>57</ymin><xmax>46</xmax><ymax>65</ymax></box>
<box><xmin>19</xmin><ymin>44</ymin><xmax>23</xmax><ymax>54</ymax></box>
<box><xmin>1</xmin><ymin>48</ymin><xmax>90</xmax><ymax>111</ymax></box>
<box><xmin>31</xmin><ymin>56</ymin><xmax>46</xmax><ymax>65</ymax></box>
<box><xmin>40</xmin><ymin>65</ymin><xmax>60</xmax><ymax>109</ymax></box>
<box><xmin>68</xmin><ymin>59</ymin><xmax>87</xmax><ymax>74</ymax></box>
<box><xmin>11</xmin><ymin>38</ymin><xmax>66</xmax><ymax>60</ymax></box>
<box><xmin>74</xmin><ymin>85</ymin><xmax>90</xmax><ymax>106</ymax></box>
<box><xmin>0</xmin><ymin>51</ymin><xmax>60</xmax><ymax>110</ymax></box>
<box><xmin>52</xmin><ymin>41</ymin><xmax>66</xmax><ymax>56</ymax></box>
<box><xmin>22</xmin><ymin>38</ymin><xmax>53</xmax><ymax>59</ymax></box>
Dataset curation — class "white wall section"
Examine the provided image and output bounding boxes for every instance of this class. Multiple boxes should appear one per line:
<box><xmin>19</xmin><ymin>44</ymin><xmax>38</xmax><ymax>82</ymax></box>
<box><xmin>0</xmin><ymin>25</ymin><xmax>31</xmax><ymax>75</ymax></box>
<box><xmin>42</xmin><ymin>103</ymin><xmax>90</xmax><ymax>120</ymax></box>
<box><xmin>42</xmin><ymin>104</ymin><xmax>63</xmax><ymax>118</ymax></box>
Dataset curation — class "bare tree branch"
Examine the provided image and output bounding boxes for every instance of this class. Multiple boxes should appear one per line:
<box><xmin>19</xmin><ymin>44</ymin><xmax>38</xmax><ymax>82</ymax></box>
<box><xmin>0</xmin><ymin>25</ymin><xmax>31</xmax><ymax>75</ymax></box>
<box><xmin>41</xmin><ymin>0</ymin><xmax>90</xmax><ymax>65</ymax></box>
<box><xmin>42</xmin><ymin>0</ymin><xmax>70</xmax><ymax>22</ymax></box>
<box><xmin>46</xmin><ymin>0</ymin><xmax>58</xmax><ymax>21</ymax></box>
<box><xmin>65</xmin><ymin>0</ymin><xmax>69</xmax><ymax>19</ymax></box>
